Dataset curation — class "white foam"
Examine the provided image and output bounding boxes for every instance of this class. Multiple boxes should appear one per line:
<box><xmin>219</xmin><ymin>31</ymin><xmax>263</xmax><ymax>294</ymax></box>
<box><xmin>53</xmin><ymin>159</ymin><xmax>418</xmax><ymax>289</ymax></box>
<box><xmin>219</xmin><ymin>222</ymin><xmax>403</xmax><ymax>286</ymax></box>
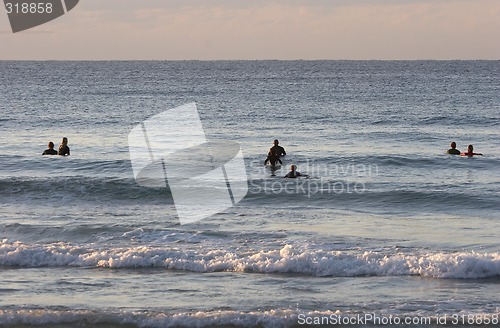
<box><xmin>2</xmin><ymin>308</ymin><xmax>500</xmax><ymax>327</ymax></box>
<box><xmin>1</xmin><ymin>241</ymin><xmax>499</xmax><ymax>279</ymax></box>
<box><xmin>0</xmin><ymin>308</ymin><xmax>297</xmax><ymax>327</ymax></box>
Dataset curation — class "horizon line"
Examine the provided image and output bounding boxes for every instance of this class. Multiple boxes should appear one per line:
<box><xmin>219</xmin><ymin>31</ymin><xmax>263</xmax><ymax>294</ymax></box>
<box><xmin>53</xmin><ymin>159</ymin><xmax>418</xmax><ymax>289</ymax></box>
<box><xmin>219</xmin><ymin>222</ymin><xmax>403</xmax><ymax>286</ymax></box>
<box><xmin>1</xmin><ymin>58</ymin><xmax>499</xmax><ymax>62</ymax></box>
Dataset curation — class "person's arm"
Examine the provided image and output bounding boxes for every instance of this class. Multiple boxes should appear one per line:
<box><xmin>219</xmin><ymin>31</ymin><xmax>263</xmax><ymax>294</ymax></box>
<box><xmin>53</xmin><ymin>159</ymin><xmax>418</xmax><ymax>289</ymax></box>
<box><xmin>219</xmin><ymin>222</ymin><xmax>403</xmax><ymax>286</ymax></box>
<box><xmin>281</xmin><ymin>147</ymin><xmax>286</xmax><ymax>156</ymax></box>
<box><xmin>67</xmin><ymin>147</ymin><xmax>70</xmax><ymax>156</ymax></box>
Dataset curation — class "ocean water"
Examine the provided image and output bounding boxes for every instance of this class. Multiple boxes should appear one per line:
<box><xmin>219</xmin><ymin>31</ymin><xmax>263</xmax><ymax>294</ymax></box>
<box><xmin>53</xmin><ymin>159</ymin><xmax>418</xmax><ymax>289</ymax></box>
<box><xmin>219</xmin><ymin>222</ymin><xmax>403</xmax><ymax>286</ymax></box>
<box><xmin>0</xmin><ymin>60</ymin><xmax>499</xmax><ymax>327</ymax></box>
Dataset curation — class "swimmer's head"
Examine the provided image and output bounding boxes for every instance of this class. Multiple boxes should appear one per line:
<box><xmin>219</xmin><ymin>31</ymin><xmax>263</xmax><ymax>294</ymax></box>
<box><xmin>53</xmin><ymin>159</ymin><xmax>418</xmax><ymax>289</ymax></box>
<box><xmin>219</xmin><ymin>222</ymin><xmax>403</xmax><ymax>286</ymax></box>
<box><xmin>48</xmin><ymin>141</ymin><xmax>54</xmax><ymax>149</ymax></box>
<box><xmin>468</xmin><ymin>144</ymin><xmax>473</xmax><ymax>152</ymax></box>
<box><xmin>450</xmin><ymin>142</ymin><xmax>456</xmax><ymax>149</ymax></box>
<box><xmin>62</xmin><ymin>137</ymin><xmax>68</xmax><ymax>145</ymax></box>
<box><xmin>290</xmin><ymin>165</ymin><xmax>297</xmax><ymax>171</ymax></box>
<box><xmin>274</xmin><ymin>139</ymin><xmax>279</xmax><ymax>145</ymax></box>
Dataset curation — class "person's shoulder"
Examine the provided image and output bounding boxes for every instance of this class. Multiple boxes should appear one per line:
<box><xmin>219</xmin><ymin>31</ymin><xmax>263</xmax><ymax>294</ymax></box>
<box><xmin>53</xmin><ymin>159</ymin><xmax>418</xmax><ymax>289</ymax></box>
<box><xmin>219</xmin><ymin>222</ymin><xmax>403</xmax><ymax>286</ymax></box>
<box><xmin>43</xmin><ymin>149</ymin><xmax>57</xmax><ymax>155</ymax></box>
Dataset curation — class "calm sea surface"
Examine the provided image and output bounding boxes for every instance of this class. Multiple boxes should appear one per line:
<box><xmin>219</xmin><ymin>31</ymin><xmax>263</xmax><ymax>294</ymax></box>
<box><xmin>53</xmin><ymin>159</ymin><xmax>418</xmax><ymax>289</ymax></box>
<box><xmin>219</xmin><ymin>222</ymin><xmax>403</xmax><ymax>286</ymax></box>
<box><xmin>0</xmin><ymin>61</ymin><xmax>499</xmax><ymax>327</ymax></box>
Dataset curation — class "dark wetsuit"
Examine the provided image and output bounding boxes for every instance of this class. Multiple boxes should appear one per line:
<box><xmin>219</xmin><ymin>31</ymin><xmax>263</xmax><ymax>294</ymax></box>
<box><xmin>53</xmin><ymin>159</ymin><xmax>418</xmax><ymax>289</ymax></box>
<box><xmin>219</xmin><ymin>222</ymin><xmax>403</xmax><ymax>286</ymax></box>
<box><xmin>42</xmin><ymin>148</ymin><xmax>58</xmax><ymax>155</ymax></box>
<box><xmin>284</xmin><ymin>171</ymin><xmax>304</xmax><ymax>178</ymax></box>
<box><xmin>264</xmin><ymin>153</ymin><xmax>282</xmax><ymax>166</ymax></box>
<box><xmin>447</xmin><ymin>148</ymin><xmax>460</xmax><ymax>155</ymax></box>
<box><xmin>270</xmin><ymin>145</ymin><xmax>286</xmax><ymax>157</ymax></box>
<box><xmin>265</xmin><ymin>145</ymin><xmax>285</xmax><ymax>166</ymax></box>
<box><xmin>58</xmin><ymin>145</ymin><xmax>70</xmax><ymax>156</ymax></box>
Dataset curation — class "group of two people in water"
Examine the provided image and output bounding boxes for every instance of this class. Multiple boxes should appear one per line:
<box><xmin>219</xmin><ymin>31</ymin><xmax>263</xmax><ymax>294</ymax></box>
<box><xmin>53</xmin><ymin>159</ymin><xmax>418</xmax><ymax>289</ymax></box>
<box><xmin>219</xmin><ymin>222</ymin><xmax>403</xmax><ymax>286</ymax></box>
<box><xmin>264</xmin><ymin>139</ymin><xmax>308</xmax><ymax>178</ymax></box>
<box><xmin>42</xmin><ymin>137</ymin><xmax>70</xmax><ymax>156</ymax></box>
<box><xmin>447</xmin><ymin>142</ymin><xmax>483</xmax><ymax>157</ymax></box>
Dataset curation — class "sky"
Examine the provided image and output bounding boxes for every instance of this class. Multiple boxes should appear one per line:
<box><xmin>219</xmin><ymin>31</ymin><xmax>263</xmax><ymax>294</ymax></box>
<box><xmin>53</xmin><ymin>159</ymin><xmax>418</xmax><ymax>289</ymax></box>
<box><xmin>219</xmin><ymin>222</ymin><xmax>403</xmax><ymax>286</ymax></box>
<box><xmin>1</xmin><ymin>0</ymin><xmax>499</xmax><ymax>60</ymax></box>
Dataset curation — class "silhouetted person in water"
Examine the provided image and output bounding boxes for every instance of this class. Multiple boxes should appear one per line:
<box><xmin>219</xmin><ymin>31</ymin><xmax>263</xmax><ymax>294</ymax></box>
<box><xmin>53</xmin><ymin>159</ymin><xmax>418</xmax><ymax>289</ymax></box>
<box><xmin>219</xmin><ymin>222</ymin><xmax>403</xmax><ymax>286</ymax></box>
<box><xmin>270</xmin><ymin>139</ymin><xmax>286</xmax><ymax>158</ymax></box>
<box><xmin>58</xmin><ymin>137</ymin><xmax>70</xmax><ymax>156</ymax></box>
<box><xmin>446</xmin><ymin>141</ymin><xmax>460</xmax><ymax>155</ymax></box>
<box><xmin>265</xmin><ymin>139</ymin><xmax>286</xmax><ymax>166</ymax></box>
<box><xmin>42</xmin><ymin>141</ymin><xmax>58</xmax><ymax>155</ymax></box>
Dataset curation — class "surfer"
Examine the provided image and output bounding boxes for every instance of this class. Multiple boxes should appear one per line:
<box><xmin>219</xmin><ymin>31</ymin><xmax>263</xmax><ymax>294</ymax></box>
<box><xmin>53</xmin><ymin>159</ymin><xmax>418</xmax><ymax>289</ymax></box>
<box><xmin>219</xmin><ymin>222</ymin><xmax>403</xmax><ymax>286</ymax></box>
<box><xmin>58</xmin><ymin>137</ymin><xmax>70</xmax><ymax>156</ymax></box>
<box><xmin>42</xmin><ymin>141</ymin><xmax>58</xmax><ymax>155</ymax></box>
<box><xmin>446</xmin><ymin>142</ymin><xmax>461</xmax><ymax>155</ymax></box>
<box><xmin>461</xmin><ymin>144</ymin><xmax>483</xmax><ymax>157</ymax></box>
<box><xmin>264</xmin><ymin>139</ymin><xmax>286</xmax><ymax>166</ymax></box>
<box><xmin>270</xmin><ymin>139</ymin><xmax>286</xmax><ymax>158</ymax></box>
<box><xmin>284</xmin><ymin>165</ymin><xmax>308</xmax><ymax>178</ymax></box>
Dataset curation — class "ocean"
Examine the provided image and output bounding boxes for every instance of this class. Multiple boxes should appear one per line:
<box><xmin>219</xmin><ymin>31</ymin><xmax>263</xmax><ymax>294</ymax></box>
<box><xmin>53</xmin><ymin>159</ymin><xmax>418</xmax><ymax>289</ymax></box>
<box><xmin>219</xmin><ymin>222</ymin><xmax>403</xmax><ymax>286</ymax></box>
<box><xmin>0</xmin><ymin>60</ymin><xmax>499</xmax><ymax>327</ymax></box>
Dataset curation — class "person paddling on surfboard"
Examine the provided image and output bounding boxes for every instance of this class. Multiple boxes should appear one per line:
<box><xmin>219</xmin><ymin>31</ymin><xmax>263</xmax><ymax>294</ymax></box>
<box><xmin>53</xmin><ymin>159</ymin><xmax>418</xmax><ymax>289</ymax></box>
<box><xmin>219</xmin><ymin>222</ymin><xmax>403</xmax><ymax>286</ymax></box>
<box><xmin>284</xmin><ymin>165</ymin><xmax>308</xmax><ymax>178</ymax></box>
<box><xmin>461</xmin><ymin>144</ymin><xmax>483</xmax><ymax>157</ymax></box>
<box><xmin>446</xmin><ymin>141</ymin><xmax>461</xmax><ymax>155</ymax></box>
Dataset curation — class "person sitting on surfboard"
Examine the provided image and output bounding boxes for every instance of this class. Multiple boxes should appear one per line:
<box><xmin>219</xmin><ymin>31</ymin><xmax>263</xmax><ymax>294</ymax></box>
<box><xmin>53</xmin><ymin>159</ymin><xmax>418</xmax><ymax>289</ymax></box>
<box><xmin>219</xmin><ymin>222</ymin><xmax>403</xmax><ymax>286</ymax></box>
<box><xmin>264</xmin><ymin>150</ymin><xmax>282</xmax><ymax>166</ymax></box>
<box><xmin>461</xmin><ymin>144</ymin><xmax>483</xmax><ymax>157</ymax></box>
<box><xmin>42</xmin><ymin>141</ymin><xmax>58</xmax><ymax>155</ymax></box>
<box><xmin>446</xmin><ymin>141</ymin><xmax>461</xmax><ymax>155</ymax></box>
<box><xmin>284</xmin><ymin>165</ymin><xmax>308</xmax><ymax>178</ymax></box>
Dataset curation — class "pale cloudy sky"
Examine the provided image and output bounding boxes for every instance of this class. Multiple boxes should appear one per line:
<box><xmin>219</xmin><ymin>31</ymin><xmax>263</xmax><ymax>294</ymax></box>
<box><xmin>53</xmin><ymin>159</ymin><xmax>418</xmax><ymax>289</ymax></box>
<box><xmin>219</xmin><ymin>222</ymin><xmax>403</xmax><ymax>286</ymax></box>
<box><xmin>1</xmin><ymin>0</ymin><xmax>499</xmax><ymax>60</ymax></box>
